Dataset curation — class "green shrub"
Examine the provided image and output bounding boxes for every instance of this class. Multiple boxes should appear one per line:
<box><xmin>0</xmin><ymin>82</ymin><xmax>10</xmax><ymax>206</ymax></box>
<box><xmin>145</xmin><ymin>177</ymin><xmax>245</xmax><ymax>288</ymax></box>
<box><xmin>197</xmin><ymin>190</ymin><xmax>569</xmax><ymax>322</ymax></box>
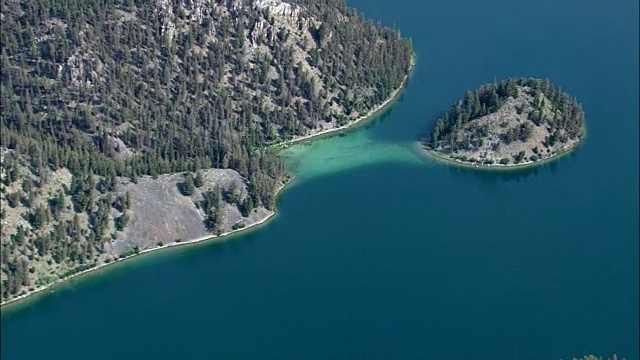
<box><xmin>60</xmin><ymin>263</ymin><xmax>96</xmax><ymax>278</ymax></box>
<box><xmin>119</xmin><ymin>247</ymin><xmax>139</xmax><ymax>259</ymax></box>
<box><xmin>232</xmin><ymin>222</ymin><xmax>246</xmax><ymax>230</ymax></box>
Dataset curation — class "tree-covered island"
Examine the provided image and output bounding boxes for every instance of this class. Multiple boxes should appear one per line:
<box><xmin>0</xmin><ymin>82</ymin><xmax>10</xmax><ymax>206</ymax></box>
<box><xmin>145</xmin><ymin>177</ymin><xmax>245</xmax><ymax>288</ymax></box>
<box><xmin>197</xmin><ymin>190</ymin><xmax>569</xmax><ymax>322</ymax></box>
<box><xmin>423</xmin><ymin>78</ymin><xmax>585</xmax><ymax>167</ymax></box>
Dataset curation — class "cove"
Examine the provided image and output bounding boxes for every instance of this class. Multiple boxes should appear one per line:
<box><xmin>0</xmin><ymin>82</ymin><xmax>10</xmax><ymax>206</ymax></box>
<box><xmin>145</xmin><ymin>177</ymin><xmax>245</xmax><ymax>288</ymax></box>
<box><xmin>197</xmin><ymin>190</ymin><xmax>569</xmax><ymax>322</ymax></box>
<box><xmin>1</xmin><ymin>0</ymin><xmax>638</xmax><ymax>358</ymax></box>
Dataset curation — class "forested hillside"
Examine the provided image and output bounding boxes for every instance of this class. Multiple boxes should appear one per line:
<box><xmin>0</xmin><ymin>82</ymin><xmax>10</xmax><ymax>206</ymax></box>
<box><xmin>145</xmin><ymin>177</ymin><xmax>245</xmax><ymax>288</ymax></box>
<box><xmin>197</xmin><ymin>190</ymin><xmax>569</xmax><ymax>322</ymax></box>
<box><xmin>0</xmin><ymin>0</ymin><xmax>413</xmax><ymax>302</ymax></box>
<box><xmin>425</xmin><ymin>78</ymin><xmax>584</xmax><ymax>166</ymax></box>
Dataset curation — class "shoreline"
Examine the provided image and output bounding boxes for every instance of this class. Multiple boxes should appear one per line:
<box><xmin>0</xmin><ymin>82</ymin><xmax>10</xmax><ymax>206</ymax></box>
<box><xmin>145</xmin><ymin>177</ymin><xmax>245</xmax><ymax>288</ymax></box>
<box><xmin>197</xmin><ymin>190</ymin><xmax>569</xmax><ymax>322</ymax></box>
<box><xmin>421</xmin><ymin>138</ymin><xmax>584</xmax><ymax>171</ymax></box>
<box><xmin>420</xmin><ymin>123</ymin><xmax>587</xmax><ymax>171</ymax></box>
<box><xmin>1</xmin><ymin>55</ymin><xmax>416</xmax><ymax>311</ymax></box>
<box><xmin>271</xmin><ymin>55</ymin><xmax>416</xmax><ymax>149</ymax></box>
<box><xmin>1</xmin><ymin>178</ymin><xmax>291</xmax><ymax>310</ymax></box>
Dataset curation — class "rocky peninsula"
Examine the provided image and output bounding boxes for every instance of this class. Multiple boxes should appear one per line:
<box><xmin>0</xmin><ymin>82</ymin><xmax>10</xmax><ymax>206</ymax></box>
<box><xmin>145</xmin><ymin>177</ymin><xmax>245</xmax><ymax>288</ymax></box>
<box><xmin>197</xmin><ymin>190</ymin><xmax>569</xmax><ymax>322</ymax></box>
<box><xmin>0</xmin><ymin>0</ymin><xmax>414</xmax><ymax>305</ymax></box>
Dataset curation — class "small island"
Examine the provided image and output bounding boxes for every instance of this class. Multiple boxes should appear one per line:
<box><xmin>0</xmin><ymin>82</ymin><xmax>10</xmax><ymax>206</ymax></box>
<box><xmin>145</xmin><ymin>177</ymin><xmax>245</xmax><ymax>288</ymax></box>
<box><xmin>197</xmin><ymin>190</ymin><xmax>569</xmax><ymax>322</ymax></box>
<box><xmin>423</xmin><ymin>78</ymin><xmax>585</xmax><ymax>167</ymax></box>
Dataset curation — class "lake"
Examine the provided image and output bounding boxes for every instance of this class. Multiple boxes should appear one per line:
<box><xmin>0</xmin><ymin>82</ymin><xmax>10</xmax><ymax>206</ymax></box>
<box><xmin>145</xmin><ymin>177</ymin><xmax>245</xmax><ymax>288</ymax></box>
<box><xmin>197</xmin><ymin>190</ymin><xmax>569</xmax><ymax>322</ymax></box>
<box><xmin>2</xmin><ymin>0</ymin><xmax>638</xmax><ymax>358</ymax></box>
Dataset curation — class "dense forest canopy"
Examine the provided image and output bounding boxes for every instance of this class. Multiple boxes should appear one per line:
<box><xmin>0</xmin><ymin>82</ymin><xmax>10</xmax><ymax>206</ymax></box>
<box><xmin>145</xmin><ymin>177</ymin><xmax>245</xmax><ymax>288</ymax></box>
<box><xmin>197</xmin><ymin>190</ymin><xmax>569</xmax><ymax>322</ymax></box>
<box><xmin>0</xmin><ymin>0</ymin><xmax>413</xmax><ymax>301</ymax></box>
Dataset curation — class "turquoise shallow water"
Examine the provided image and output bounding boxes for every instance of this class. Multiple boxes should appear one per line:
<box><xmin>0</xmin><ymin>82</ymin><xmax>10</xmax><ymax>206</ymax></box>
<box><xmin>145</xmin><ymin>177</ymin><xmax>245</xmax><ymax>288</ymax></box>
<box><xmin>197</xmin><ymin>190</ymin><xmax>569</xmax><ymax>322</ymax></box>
<box><xmin>280</xmin><ymin>110</ymin><xmax>427</xmax><ymax>182</ymax></box>
<box><xmin>2</xmin><ymin>0</ymin><xmax>638</xmax><ymax>358</ymax></box>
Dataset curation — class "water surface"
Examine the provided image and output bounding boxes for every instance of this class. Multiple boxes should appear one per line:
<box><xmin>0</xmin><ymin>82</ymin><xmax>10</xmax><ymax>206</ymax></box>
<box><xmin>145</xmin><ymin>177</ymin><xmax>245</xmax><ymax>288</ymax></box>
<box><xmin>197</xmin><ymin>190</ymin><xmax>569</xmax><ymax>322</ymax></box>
<box><xmin>2</xmin><ymin>0</ymin><xmax>638</xmax><ymax>358</ymax></box>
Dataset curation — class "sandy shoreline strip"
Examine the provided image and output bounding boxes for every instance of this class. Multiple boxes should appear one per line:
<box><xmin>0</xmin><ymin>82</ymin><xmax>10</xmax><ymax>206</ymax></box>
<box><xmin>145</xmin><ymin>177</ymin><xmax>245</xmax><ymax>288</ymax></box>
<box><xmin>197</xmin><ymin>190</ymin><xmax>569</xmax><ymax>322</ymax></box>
<box><xmin>1</xmin><ymin>56</ymin><xmax>416</xmax><ymax>310</ymax></box>
<box><xmin>422</xmin><ymin>141</ymin><xmax>582</xmax><ymax>171</ymax></box>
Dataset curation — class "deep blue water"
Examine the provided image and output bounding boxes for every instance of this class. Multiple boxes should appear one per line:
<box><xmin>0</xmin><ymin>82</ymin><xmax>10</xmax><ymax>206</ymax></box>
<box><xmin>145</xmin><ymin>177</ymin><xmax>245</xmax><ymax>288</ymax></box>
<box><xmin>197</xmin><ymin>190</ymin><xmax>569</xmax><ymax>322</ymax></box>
<box><xmin>2</xmin><ymin>0</ymin><xmax>638</xmax><ymax>358</ymax></box>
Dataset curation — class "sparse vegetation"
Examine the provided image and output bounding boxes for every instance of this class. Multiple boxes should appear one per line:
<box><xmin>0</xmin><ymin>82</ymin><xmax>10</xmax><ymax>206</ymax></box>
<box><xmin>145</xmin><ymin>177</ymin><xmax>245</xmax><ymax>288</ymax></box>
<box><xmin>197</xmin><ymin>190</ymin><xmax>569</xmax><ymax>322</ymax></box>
<box><xmin>60</xmin><ymin>264</ymin><xmax>96</xmax><ymax>279</ymax></box>
<box><xmin>232</xmin><ymin>222</ymin><xmax>246</xmax><ymax>230</ymax></box>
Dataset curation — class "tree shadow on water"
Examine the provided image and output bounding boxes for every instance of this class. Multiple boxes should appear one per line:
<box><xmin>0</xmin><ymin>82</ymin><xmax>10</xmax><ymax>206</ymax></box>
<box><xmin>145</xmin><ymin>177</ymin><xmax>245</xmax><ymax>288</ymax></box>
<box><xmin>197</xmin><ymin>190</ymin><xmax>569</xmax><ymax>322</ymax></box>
<box><xmin>360</xmin><ymin>93</ymin><xmax>403</xmax><ymax>131</ymax></box>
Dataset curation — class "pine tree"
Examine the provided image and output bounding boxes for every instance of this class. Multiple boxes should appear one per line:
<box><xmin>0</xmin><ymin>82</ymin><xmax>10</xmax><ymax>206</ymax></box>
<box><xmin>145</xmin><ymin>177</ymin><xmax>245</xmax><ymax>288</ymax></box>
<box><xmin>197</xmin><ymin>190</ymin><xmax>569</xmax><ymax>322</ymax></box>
<box><xmin>194</xmin><ymin>171</ymin><xmax>204</xmax><ymax>188</ymax></box>
<box><xmin>181</xmin><ymin>173</ymin><xmax>195</xmax><ymax>196</ymax></box>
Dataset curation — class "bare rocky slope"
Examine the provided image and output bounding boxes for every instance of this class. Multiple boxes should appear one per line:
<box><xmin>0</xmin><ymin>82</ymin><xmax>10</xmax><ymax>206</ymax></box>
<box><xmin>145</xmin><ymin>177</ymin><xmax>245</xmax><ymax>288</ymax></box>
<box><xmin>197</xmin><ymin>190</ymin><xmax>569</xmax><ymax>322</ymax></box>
<box><xmin>1</xmin><ymin>148</ymin><xmax>279</xmax><ymax>301</ymax></box>
<box><xmin>108</xmin><ymin>169</ymin><xmax>274</xmax><ymax>256</ymax></box>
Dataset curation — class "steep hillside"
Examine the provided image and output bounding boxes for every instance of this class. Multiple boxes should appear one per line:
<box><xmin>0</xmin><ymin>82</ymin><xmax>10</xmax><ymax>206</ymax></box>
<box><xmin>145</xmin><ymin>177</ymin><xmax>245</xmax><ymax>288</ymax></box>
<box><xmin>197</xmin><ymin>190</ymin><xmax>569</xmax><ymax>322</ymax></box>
<box><xmin>0</xmin><ymin>0</ymin><xmax>413</xmax><ymax>302</ymax></box>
